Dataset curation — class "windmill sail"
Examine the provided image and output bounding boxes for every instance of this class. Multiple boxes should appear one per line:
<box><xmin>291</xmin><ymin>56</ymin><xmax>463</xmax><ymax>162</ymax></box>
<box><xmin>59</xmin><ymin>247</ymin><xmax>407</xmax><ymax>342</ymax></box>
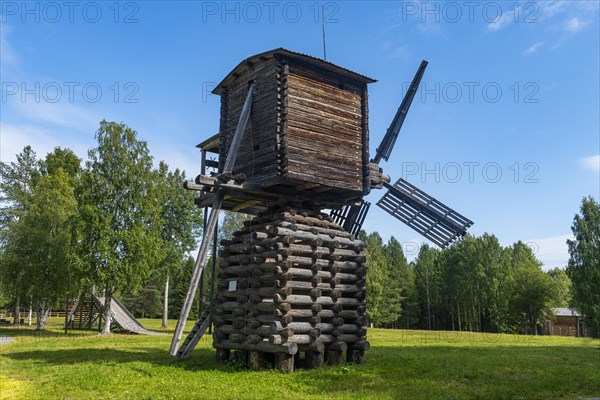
<box><xmin>377</xmin><ymin>178</ymin><xmax>473</xmax><ymax>248</ymax></box>
<box><xmin>330</xmin><ymin>200</ymin><xmax>371</xmax><ymax>236</ymax></box>
<box><xmin>372</xmin><ymin>60</ymin><xmax>428</xmax><ymax>164</ymax></box>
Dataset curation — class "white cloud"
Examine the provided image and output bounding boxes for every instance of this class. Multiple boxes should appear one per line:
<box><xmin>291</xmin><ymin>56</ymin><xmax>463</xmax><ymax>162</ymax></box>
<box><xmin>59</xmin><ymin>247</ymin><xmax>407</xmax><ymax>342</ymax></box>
<box><xmin>416</xmin><ymin>19</ymin><xmax>444</xmax><ymax>36</ymax></box>
<box><xmin>1</xmin><ymin>22</ymin><xmax>100</xmax><ymax>134</ymax></box>
<box><xmin>524</xmin><ymin>42</ymin><xmax>544</xmax><ymax>55</ymax></box>
<box><xmin>380</xmin><ymin>40</ymin><xmax>392</xmax><ymax>50</ymax></box>
<box><xmin>564</xmin><ymin>17</ymin><xmax>588</xmax><ymax>33</ymax></box>
<box><xmin>531</xmin><ymin>1</ymin><xmax>597</xmax><ymax>49</ymax></box>
<box><xmin>0</xmin><ymin>122</ymin><xmax>91</xmax><ymax>163</ymax></box>
<box><xmin>524</xmin><ymin>234</ymin><xmax>573</xmax><ymax>269</ymax></box>
<box><xmin>487</xmin><ymin>7</ymin><xmax>517</xmax><ymax>32</ymax></box>
<box><xmin>389</xmin><ymin>45</ymin><xmax>411</xmax><ymax>60</ymax></box>
<box><xmin>0</xmin><ymin>22</ymin><xmax>18</xmax><ymax>68</ymax></box>
<box><xmin>0</xmin><ymin>122</ymin><xmax>201</xmax><ymax>177</ymax></box>
<box><xmin>11</xmin><ymin>100</ymin><xmax>101</xmax><ymax>132</ymax></box>
<box><xmin>579</xmin><ymin>155</ymin><xmax>600</xmax><ymax>174</ymax></box>
<box><xmin>539</xmin><ymin>0</ymin><xmax>599</xmax><ymax>22</ymax></box>
<box><xmin>538</xmin><ymin>1</ymin><xmax>570</xmax><ymax>20</ymax></box>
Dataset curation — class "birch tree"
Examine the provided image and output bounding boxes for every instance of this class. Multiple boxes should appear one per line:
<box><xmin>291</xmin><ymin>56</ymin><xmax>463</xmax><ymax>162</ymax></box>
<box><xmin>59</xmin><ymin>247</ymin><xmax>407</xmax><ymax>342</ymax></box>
<box><xmin>19</xmin><ymin>170</ymin><xmax>78</xmax><ymax>329</ymax></box>
<box><xmin>81</xmin><ymin>121</ymin><xmax>162</xmax><ymax>335</ymax></box>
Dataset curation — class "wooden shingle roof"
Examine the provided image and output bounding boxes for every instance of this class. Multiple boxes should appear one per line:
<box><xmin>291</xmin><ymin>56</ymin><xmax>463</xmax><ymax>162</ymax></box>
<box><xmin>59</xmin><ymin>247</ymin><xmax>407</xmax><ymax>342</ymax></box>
<box><xmin>213</xmin><ymin>48</ymin><xmax>376</xmax><ymax>94</ymax></box>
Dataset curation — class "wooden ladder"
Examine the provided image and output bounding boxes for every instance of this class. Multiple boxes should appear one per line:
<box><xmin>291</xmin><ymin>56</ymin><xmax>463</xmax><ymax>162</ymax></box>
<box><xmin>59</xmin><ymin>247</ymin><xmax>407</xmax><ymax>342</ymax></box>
<box><xmin>176</xmin><ymin>305</ymin><xmax>212</xmax><ymax>359</ymax></box>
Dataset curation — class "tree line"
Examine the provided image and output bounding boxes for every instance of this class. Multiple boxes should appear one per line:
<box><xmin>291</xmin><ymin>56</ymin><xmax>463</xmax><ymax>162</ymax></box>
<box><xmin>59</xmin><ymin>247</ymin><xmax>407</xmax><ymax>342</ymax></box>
<box><xmin>0</xmin><ymin>121</ymin><xmax>203</xmax><ymax>333</ymax></box>
<box><xmin>1</xmin><ymin>120</ymin><xmax>597</xmax><ymax>336</ymax></box>
<box><xmin>363</xmin><ymin>196</ymin><xmax>599</xmax><ymax>335</ymax></box>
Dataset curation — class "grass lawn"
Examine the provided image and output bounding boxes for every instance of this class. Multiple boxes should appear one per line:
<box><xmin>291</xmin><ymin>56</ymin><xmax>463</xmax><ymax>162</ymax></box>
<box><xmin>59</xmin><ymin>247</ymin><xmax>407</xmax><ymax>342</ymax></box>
<box><xmin>0</xmin><ymin>318</ymin><xmax>598</xmax><ymax>399</ymax></box>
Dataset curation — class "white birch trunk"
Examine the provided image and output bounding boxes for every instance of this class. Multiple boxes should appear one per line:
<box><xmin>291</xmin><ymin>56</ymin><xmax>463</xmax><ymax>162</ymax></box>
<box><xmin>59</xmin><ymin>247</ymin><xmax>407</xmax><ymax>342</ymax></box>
<box><xmin>101</xmin><ymin>289</ymin><xmax>113</xmax><ymax>335</ymax></box>
<box><xmin>35</xmin><ymin>301</ymin><xmax>48</xmax><ymax>330</ymax></box>
<box><xmin>162</xmin><ymin>276</ymin><xmax>169</xmax><ymax>329</ymax></box>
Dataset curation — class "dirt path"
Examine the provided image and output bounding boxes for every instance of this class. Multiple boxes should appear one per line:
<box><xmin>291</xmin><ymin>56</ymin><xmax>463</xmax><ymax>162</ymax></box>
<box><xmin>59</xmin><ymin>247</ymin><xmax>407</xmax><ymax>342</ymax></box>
<box><xmin>0</xmin><ymin>334</ymin><xmax>14</xmax><ymax>346</ymax></box>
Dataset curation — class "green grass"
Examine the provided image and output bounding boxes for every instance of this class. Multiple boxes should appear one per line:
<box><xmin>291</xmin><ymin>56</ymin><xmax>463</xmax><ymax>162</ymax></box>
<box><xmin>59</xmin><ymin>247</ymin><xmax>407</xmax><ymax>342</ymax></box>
<box><xmin>1</xmin><ymin>319</ymin><xmax>598</xmax><ymax>400</ymax></box>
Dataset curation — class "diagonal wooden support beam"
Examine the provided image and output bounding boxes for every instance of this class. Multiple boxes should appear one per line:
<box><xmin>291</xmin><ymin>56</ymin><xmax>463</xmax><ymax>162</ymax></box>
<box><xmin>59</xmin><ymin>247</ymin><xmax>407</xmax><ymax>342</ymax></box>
<box><xmin>170</xmin><ymin>82</ymin><xmax>255</xmax><ymax>356</ymax></box>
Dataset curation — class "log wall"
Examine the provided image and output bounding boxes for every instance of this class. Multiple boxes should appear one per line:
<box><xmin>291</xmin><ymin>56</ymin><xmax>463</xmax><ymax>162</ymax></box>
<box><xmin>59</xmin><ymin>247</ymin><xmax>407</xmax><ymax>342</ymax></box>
<box><xmin>216</xmin><ymin>54</ymin><xmax>370</xmax><ymax>195</ymax></box>
<box><xmin>213</xmin><ymin>207</ymin><xmax>369</xmax><ymax>371</ymax></box>
<box><xmin>284</xmin><ymin>61</ymin><xmax>364</xmax><ymax>191</ymax></box>
<box><xmin>217</xmin><ymin>58</ymin><xmax>284</xmax><ymax>185</ymax></box>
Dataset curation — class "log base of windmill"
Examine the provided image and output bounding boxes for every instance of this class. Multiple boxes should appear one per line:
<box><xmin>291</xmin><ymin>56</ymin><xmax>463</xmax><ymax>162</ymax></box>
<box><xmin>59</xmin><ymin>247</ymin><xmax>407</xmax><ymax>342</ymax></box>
<box><xmin>212</xmin><ymin>205</ymin><xmax>369</xmax><ymax>371</ymax></box>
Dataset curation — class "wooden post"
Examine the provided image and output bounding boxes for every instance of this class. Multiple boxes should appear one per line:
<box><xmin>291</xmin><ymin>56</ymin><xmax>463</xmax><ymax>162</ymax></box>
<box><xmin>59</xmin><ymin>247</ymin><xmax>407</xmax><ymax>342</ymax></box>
<box><xmin>248</xmin><ymin>351</ymin><xmax>263</xmax><ymax>370</ymax></box>
<box><xmin>325</xmin><ymin>351</ymin><xmax>343</xmax><ymax>366</ymax></box>
<box><xmin>305</xmin><ymin>351</ymin><xmax>324</xmax><ymax>369</ymax></box>
<box><xmin>346</xmin><ymin>349</ymin><xmax>365</xmax><ymax>364</ymax></box>
<box><xmin>78</xmin><ymin>293</ymin><xmax>84</xmax><ymax>329</ymax></box>
<box><xmin>170</xmin><ymin>82</ymin><xmax>255</xmax><ymax>357</ymax></box>
<box><xmin>275</xmin><ymin>352</ymin><xmax>294</xmax><ymax>372</ymax></box>
<box><xmin>198</xmin><ymin>269</ymin><xmax>204</xmax><ymax>318</ymax></box>
<box><xmin>90</xmin><ymin>290</ymin><xmax>96</xmax><ymax>330</ymax></box>
<box><xmin>216</xmin><ymin>348</ymin><xmax>230</xmax><ymax>364</ymax></box>
<box><xmin>209</xmin><ymin>215</ymin><xmax>218</xmax><ymax>335</ymax></box>
<box><xmin>234</xmin><ymin>350</ymin><xmax>248</xmax><ymax>365</ymax></box>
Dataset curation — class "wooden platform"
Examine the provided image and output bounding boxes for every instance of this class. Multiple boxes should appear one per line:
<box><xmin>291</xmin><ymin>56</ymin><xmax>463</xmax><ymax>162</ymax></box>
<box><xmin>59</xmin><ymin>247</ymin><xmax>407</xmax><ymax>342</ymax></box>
<box><xmin>186</xmin><ymin>175</ymin><xmax>364</xmax><ymax>215</ymax></box>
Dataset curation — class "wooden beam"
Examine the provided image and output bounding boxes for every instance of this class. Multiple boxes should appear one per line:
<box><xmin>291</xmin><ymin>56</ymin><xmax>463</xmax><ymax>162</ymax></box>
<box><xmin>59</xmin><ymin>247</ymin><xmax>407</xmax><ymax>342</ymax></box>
<box><xmin>170</xmin><ymin>83</ymin><xmax>255</xmax><ymax>357</ymax></box>
<box><xmin>232</xmin><ymin>200</ymin><xmax>262</xmax><ymax>212</ymax></box>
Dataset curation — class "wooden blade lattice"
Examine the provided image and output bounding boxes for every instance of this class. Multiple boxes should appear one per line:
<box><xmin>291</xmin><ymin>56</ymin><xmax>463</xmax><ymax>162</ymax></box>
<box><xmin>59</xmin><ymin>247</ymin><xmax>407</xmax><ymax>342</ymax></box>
<box><xmin>377</xmin><ymin>178</ymin><xmax>473</xmax><ymax>248</ymax></box>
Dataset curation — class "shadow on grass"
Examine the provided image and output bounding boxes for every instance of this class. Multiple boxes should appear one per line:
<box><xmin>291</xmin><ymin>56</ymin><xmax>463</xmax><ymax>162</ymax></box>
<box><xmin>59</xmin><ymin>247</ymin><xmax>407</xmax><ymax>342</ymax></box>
<box><xmin>0</xmin><ymin>326</ymin><xmax>87</xmax><ymax>339</ymax></box>
<box><xmin>0</xmin><ymin>326</ymin><xmax>217</xmax><ymax>372</ymax></box>
<box><xmin>0</xmin><ymin>325</ymin><xmax>167</xmax><ymax>339</ymax></box>
<box><xmin>2</xmin><ymin>345</ymin><xmax>219</xmax><ymax>371</ymax></box>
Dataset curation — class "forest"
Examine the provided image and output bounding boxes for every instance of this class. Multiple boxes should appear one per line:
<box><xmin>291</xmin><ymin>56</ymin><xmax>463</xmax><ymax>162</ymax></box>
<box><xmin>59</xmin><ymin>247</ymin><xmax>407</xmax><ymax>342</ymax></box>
<box><xmin>1</xmin><ymin>121</ymin><xmax>598</xmax><ymax>335</ymax></box>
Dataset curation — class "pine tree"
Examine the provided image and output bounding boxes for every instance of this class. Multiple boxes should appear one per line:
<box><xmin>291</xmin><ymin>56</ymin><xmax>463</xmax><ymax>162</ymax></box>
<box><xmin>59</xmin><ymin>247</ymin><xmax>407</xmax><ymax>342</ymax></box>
<box><xmin>567</xmin><ymin>196</ymin><xmax>600</xmax><ymax>331</ymax></box>
<box><xmin>384</xmin><ymin>236</ymin><xmax>408</xmax><ymax>327</ymax></box>
<box><xmin>0</xmin><ymin>146</ymin><xmax>40</xmax><ymax>324</ymax></box>
<box><xmin>363</xmin><ymin>232</ymin><xmax>402</xmax><ymax>326</ymax></box>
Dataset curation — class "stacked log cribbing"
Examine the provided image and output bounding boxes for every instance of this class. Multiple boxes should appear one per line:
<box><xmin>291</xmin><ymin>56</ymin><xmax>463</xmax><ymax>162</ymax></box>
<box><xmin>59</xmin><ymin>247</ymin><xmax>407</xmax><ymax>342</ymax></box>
<box><xmin>213</xmin><ymin>207</ymin><xmax>369</xmax><ymax>371</ymax></box>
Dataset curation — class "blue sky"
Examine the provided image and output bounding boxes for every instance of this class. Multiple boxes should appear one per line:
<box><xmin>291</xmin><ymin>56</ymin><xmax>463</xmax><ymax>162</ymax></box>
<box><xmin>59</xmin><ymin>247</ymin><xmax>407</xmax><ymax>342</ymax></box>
<box><xmin>1</xmin><ymin>1</ymin><xmax>598</xmax><ymax>268</ymax></box>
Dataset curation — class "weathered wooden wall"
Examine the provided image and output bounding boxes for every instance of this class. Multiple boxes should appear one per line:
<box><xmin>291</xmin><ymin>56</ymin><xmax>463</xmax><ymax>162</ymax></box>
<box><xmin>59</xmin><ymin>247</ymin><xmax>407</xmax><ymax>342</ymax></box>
<box><xmin>216</xmin><ymin>54</ymin><xmax>370</xmax><ymax>196</ymax></box>
<box><xmin>548</xmin><ymin>316</ymin><xmax>581</xmax><ymax>337</ymax></box>
<box><xmin>217</xmin><ymin>58</ymin><xmax>284</xmax><ymax>184</ymax></box>
<box><xmin>283</xmin><ymin>60</ymin><xmax>364</xmax><ymax>191</ymax></box>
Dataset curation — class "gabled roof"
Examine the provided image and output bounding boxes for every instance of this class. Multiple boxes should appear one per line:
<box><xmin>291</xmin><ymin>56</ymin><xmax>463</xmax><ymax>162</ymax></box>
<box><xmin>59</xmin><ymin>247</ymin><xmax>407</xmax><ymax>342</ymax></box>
<box><xmin>553</xmin><ymin>307</ymin><xmax>581</xmax><ymax>317</ymax></box>
<box><xmin>213</xmin><ymin>48</ymin><xmax>376</xmax><ymax>94</ymax></box>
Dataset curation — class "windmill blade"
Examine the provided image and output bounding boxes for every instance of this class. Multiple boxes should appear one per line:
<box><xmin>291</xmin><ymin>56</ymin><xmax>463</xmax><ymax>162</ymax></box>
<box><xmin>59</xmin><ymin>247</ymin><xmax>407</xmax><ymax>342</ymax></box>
<box><xmin>330</xmin><ymin>200</ymin><xmax>371</xmax><ymax>236</ymax></box>
<box><xmin>377</xmin><ymin>178</ymin><xmax>473</xmax><ymax>248</ymax></box>
<box><xmin>372</xmin><ymin>60</ymin><xmax>428</xmax><ymax>164</ymax></box>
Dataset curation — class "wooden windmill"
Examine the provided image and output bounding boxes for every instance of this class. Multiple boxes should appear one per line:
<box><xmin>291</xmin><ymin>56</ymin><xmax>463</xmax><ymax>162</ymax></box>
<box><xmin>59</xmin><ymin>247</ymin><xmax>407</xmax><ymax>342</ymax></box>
<box><xmin>170</xmin><ymin>48</ymin><xmax>473</xmax><ymax>371</ymax></box>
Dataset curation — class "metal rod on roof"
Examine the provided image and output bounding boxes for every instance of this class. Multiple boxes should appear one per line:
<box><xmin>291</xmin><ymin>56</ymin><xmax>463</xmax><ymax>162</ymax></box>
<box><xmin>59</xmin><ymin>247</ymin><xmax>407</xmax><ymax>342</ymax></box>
<box><xmin>322</xmin><ymin>4</ymin><xmax>327</xmax><ymax>60</ymax></box>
